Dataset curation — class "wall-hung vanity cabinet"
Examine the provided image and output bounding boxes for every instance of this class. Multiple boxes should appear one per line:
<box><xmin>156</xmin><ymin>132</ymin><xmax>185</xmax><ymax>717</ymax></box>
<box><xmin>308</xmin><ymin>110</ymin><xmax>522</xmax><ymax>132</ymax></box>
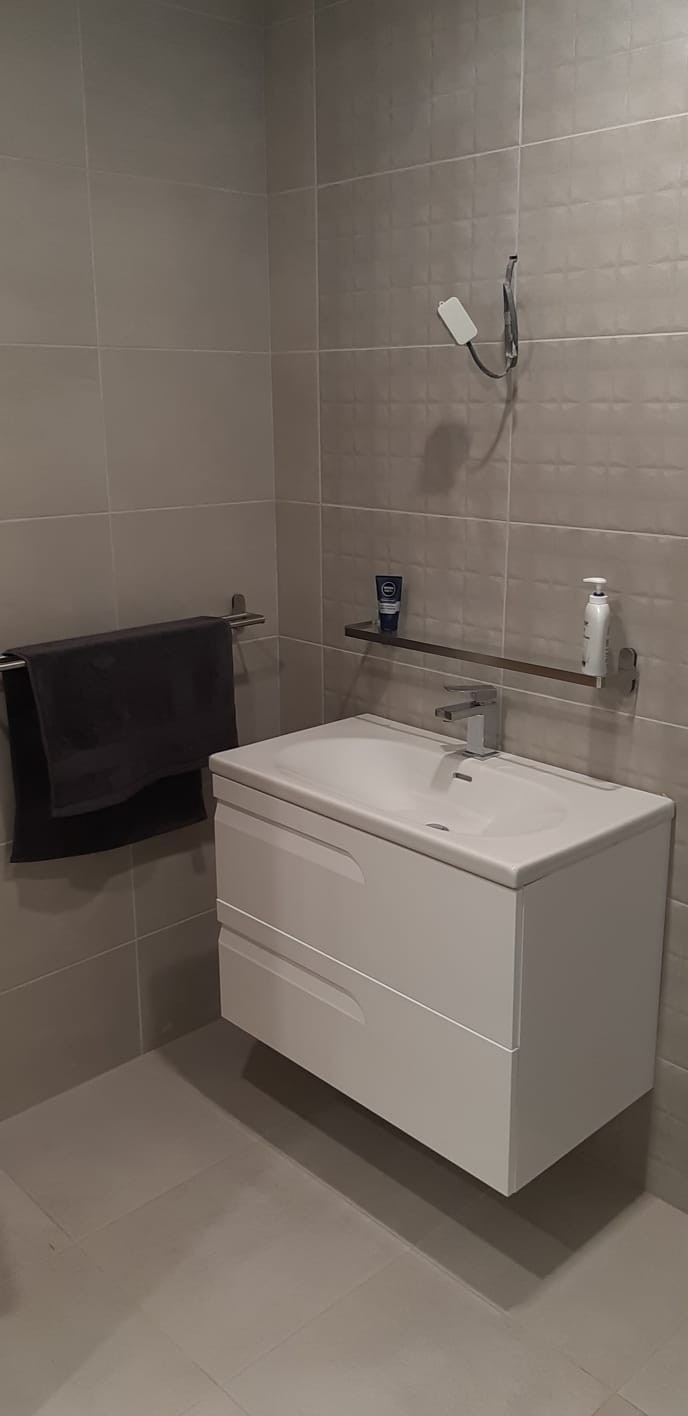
<box><xmin>212</xmin><ymin>716</ymin><xmax>672</xmax><ymax>1194</ymax></box>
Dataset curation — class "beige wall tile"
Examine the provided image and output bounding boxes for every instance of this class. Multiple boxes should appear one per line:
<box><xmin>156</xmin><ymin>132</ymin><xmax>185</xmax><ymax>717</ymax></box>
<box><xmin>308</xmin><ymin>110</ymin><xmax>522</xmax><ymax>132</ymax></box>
<box><xmin>234</xmin><ymin>636</ymin><xmax>282</xmax><ymax>744</ymax></box>
<box><xmin>277</xmin><ymin>500</ymin><xmax>322</xmax><ymax>641</ymax></box>
<box><xmin>0</xmin><ymin>348</ymin><xmax>107</xmax><ymax>520</ymax></box>
<box><xmin>0</xmin><ymin>945</ymin><xmax>140</xmax><ymax>1119</ymax></box>
<box><xmin>324</xmin><ymin>645</ymin><xmax>486</xmax><ymax>743</ymax></box>
<box><xmin>82</xmin><ymin>0</ymin><xmax>265</xmax><ymax>191</ymax></box>
<box><xmin>658</xmin><ymin>902</ymin><xmax>688</xmax><ymax>1072</ymax></box>
<box><xmin>316</xmin><ymin>0</ymin><xmax>521</xmax><ymax>184</ymax></box>
<box><xmin>519</xmin><ymin>119</ymin><xmax>688</xmax><ymax>339</ymax></box>
<box><xmin>0</xmin><ymin>515</ymin><xmax>116</xmax><ymax>648</ymax></box>
<box><xmin>320</xmin><ymin>346</ymin><xmax>510</xmax><ymax>519</ymax></box>
<box><xmin>269</xmin><ymin>188</ymin><xmax>317</xmax><ymax>350</ymax></box>
<box><xmin>279</xmin><ymin>637</ymin><xmax>323</xmax><ymax>732</ymax></box>
<box><xmin>0</xmin><ymin>0</ymin><xmax>84</xmax><ymax>164</ymax></box>
<box><xmin>272</xmin><ymin>353</ymin><xmax>320</xmax><ymax>501</ymax></box>
<box><xmin>0</xmin><ymin>845</ymin><xmax>135</xmax><ymax>993</ymax></box>
<box><xmin>318</xmin><ymin>150</ymin><xmax>518</xmax><ymax>349</ymax></box>
<box><xmin>266</xmin><ymin>14</ymin><xmax>314</xmax><ymax>192</ymax></box>
<box><xmin>322</xmin><ymin>505</ymin><xmax>506</xmax><ymax>655</ymax></box>
<box><xmin>132</xmin><ymin>819</ymin><xmax>216</xmax><ymax>937</ymax></box>
<box><xmin>91</xmin><ymin>172</ymin><xmax>269</xmax><ymax>350</ymax></box>
<box><xmin>138</xmin><ymin>910</ymin><xmax>220</xmax><ymax>1050</ymax></box>
<box><xmin>500</xmin><ymin>692</ymin><xmax>688</xmax><ymax>904</ymax></box>
<box><xmin>102</xmin><ymin>350</ymin><xmax>273</xmax><ymax>510</ymax></box>
<box><xmin>524</xmin><ymin>0</ymin><xmax>688</xmax><ymax>143</ymax></box>
<box><xmin>504</xmin><ymin>522</ymin><xmax>688</xmax><ymax>728</ymax></box>
<box><xmin>111</xmin><ymin>502</ymin><xmax>277</xmax><ymax>633</ymax></box>
<box><xmin>178</xmin><ymin>0</ymin><xmax>263</xmax><ymax>19</ymax></box>
<box><xmin>267</xmin><ymin>0</ymin><xmax>311</xmax><ymax>17</ymax></box>
<box><xmin>511</xmin><ymin>337</ymin><xmax>688</xmax><ymax>536</ymax></box>
<box><xmin>0</xmin><ymin>158</ymin><xmax>96</xmax><ymax>345</ymax></box>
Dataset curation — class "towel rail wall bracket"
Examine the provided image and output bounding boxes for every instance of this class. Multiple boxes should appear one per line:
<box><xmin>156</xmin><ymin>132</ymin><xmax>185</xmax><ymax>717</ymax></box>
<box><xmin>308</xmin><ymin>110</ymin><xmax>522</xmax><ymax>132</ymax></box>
<box><xmin>0</xmin><ymin>593</ymin><xmax>266</xmax><ymax>679</ymax></box>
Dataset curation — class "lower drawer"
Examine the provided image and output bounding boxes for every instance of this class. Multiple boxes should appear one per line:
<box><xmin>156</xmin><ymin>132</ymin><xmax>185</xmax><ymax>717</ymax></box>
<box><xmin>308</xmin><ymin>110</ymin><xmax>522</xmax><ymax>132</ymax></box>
<box><xmin>218</xmin><ymin>906</ymin><xmax>515</xmax><ymax>1193</ymax></box>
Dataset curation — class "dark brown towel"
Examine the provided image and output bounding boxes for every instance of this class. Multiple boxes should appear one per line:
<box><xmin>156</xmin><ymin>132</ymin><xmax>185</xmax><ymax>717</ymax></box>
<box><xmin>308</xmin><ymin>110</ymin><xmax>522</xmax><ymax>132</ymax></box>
<box><xmin>5</xmin><ymin>617</ymin><xmax>237</xmax><ymax>863</ymax></box>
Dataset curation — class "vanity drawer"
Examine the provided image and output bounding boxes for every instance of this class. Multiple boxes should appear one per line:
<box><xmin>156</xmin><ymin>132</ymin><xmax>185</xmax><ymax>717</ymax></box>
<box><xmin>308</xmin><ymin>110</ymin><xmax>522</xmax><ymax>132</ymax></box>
<box><xmin>214</xmin><ymin>777</ymin><xmax>521</xmax><ymax>1048</ymax></box>
<box><xmin>218</xmin><ymin>914</ymin><xmax>515</xmax><ymax>1194</ymax></box>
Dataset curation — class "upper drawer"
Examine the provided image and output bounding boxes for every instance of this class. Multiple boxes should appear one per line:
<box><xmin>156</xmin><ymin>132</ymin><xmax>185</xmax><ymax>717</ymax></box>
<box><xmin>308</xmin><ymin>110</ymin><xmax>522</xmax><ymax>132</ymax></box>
<box><xmin>213</xmin><ymin>776</ymin><xmax>520</xmax><ymax>1048</ymax></box>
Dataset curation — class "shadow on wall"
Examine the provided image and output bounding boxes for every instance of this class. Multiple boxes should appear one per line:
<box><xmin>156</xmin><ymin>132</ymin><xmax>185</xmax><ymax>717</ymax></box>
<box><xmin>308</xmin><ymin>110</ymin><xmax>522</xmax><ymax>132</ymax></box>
<box><xmin>421</xmin><ymin>423</ymin><xmax>470</xmax><ymax>496</ymax></box>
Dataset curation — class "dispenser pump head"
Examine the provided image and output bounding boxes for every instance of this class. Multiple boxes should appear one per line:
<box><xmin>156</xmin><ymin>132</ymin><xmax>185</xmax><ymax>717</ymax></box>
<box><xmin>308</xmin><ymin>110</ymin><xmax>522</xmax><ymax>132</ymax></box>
<box><xmin>583</xmin><ymin>577</ymin><xmax>608</xmax><ymax>598</ymax></box>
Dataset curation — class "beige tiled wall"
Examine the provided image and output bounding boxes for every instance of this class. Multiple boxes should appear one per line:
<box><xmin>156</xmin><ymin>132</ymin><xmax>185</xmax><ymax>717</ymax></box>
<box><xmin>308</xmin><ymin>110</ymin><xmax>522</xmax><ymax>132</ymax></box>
<box><xmin>268</xmin><ymin>0</ymin><xmax>688</xmax><ymax>1208</ymax></box>
<box><xmin>0</xmin><ymin>0</ymin><xmax>275</xmax><ymax>1117</ymax></box>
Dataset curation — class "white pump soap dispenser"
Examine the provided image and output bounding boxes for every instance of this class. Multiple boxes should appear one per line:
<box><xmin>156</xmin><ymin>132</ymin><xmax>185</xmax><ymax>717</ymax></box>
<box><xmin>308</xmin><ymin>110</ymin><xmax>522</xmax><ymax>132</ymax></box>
<box><xmin>582</xmin><ymin>577</ymin><xmax>610</xmax><ymax>687</ymax></box>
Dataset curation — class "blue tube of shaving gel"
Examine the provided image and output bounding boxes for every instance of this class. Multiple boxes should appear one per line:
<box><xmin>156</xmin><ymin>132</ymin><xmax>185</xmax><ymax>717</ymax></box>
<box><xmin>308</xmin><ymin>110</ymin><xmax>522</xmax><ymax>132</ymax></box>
<box><xmin>376</xmin><ymin>574</ymin><xmax>403</xmax><ymax>633</ymax></box>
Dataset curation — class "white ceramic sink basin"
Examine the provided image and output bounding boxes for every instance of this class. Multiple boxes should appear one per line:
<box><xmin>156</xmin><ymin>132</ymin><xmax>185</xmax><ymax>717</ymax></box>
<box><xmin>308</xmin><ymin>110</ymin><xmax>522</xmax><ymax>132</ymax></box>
<box><xmin>211</xmin><ymin>715</ymin><xmax>673</xmax><ymax>886</ymax></box>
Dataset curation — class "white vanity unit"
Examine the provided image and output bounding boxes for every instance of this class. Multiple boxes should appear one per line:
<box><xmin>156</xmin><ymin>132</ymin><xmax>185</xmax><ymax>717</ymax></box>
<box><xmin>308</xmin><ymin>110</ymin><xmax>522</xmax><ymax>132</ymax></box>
<box><xmin>211</xmin><ymin>716</ymin><xmax>673</xmax><ymax>1194</ymax></box>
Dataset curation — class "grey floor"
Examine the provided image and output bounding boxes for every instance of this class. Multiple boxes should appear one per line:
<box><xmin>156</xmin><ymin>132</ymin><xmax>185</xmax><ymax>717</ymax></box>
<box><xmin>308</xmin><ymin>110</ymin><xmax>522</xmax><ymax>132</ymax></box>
<box><xmin>0</xmin><ymin>1022</ymin><xmax>686</xmax><ymax>1416</ymax></box>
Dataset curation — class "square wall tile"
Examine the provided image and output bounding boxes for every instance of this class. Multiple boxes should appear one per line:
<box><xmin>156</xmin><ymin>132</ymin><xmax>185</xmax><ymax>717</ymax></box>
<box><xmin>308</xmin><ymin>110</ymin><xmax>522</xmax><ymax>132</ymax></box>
<box><xmin>111</xmin><ymin>502</ymin><xmax>277</xmax><ymax>634</ymax></box>
<box><xmin>658</xmin><ymin>901</ymin><xmax>688</xmax><ymax>1072</ymax></box>
<box><xmin>102</xmin><ymin>350</ymin><xmax>273</xmax><ymax>510</ymax></box>
<box><xmin>132</xmin><ymin>817</ymin><xmax>216</xmax><ymax>937</ymax></box>
<box><xmin>320</xmin><ymin>346</ymin><xmax>510</xmax><ymax>519</ymax></box>
<box><xmin>266</xmin><ymin>14</ymin><xmax>314</xmax><ymax>192</ymax></box>
<box><xmin>316</xmin><ymin>0</ymin><xmax>521</xmax><ymax>184</ymax></box>
<box><xmin>518</xmin><ymin>118</ymin><xmax>688</xmax><ymax>339</ymax></box>
<box><xmin>269</xmin><ymin>188</ymin><xmax>317</xmax><ymax>350</ymax></box>
<box><xmin>266</xmin><ymin>0</ymin><xmax>312</xmax><ymax>19</ymax></box>
<box><xmin>0</xmin><ymin>845</ymin><xmax>134</xmax><ymax>994</ymax></box>
<box><xmin>322</xmin><ymin>505</ymin><xmax>506</xmax><ymax>654</ymax></box>
<box><xmin>0</xmin><ymin>945</ymin><xmax>140</xmax><ymax>1119</ymax></box>
<box><xmin>524</xmin><ymin>0</ymin><xmax>688</xmax><ymax>143</ymax></box>
<box><xmin>511</xmin><ymin>336</ymin><xmax>688</xmax><ymax>536</ymax></box>
<box><xmin>500</xmin><ymin>693</ymin><xmax>688</xmax><ymax>904</ymax></box>
<box><xmin>138</xmin><ymin>910</ymin><xmax>220</xmax><ymax>1050</ymax></box>
<box><xmin>82</xmin><ymin>0</ymin><xmax>265</xmax><ymax>190</ymax></box>
<box><xmin>0</xmin><ymin>348</ymin><xmax>107</xmax><ymax>520</ymax></box>
<box><xmin>279</xmin><ymin>637</ymin><xmax>323</xmax><ymax>732</ymax></box>
<box><xmin>0</xmin><ymin>515</ymin><xmax>116</xmax><ymax>648</ymax></box>
<box><xmin>91</xmin><ymin>171</ymin><xmax>269</xmax><ymax>350</ymax></box>
<box><xmin>234</xmin><ymin>636</ymin><xmax>281</xmax><ymax>743</ymax></box>
<box><xmin>324</xmin><ymin>645</ymin><xmax>490</xmax><ymax>743</ymax></box>
<box><xmin>0</xmin><ymin>0</ymin><xmax>85</xmax><ymax>164</ymax></box>
<box><xmin>504</xmin><ymin>522</ymin><xmax>688</xmax><ymax>727</ymax></box>
<box><xmin>277</xmin><ymin>500</ymin><xmax>322</xmax><ymax>641</ymax></box>
<box><xmin>0</xmin><ymin>158</ymin><xmax>96</xmax><ymax>345</ymax></box>
<box><xmin>318</xmin><ymin>150</ymin><xmax>518</xmax><ymax>349</ymax></box>
<box><xmin>272</xmin><ymin>352</ymin><xmax>320</xmax><ymax>501</ymax></box>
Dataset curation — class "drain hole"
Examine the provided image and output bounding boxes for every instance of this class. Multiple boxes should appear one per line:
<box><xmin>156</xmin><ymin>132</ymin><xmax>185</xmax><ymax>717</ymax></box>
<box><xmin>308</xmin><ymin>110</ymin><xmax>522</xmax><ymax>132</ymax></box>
<box><xmin>426</xmin><ymin>822</ymin><xmax>450</xmax><ymax>831</ymax></box>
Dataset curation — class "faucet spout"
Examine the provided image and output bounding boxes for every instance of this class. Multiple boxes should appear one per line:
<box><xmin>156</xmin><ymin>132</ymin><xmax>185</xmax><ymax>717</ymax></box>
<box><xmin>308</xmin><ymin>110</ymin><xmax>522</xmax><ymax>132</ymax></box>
<box><xmin>434</xmin><ymin>685</ymin><xmax>499</xmax><ymax>757</ymax></box>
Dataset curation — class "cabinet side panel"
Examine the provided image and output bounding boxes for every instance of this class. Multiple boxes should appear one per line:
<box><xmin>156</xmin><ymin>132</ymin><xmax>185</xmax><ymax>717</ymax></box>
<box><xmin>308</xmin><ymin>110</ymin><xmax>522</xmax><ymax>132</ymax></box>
<box><xmin>513</xmin><ymin>823</ymin><xmax>671</xmax><ymax>1191</ymax></box>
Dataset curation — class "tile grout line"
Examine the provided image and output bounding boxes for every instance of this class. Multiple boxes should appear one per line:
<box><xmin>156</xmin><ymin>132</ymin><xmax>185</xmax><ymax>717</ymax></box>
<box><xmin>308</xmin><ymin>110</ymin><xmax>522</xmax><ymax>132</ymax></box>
<box><xmin>312</xmin><ymin>4</ymin><xmax>326</xmax><ymax>725</ymax></box>
<box><xmin>76</xmin><ymin>0</ymin><xmax>119</xmax><ymax>635</ymax></box>
<box><xmin>498</xmin><ymin>0</ymin><xmax>528</xmax><ymax>740</ymax></box>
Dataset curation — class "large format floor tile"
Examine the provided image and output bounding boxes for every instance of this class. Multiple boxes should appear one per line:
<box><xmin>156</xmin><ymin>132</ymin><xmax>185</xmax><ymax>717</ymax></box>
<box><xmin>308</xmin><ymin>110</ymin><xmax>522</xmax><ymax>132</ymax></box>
<box><xmin>229</xmin><ymin>1249</ymin><xmax>609</xmax><ymax>1416</ymax></box>
<box><xmin>82</xmin><ymin>1137</ymin><xmax>404</xmax><ymax>1387</ymax></box>
<box><xmin>0</xmin><ymin>1168</ymin><xmax>71</xmax><ymax>1289</ymax></box>
<box><xmin>622</xmin><ymin>1315</ymin><xmax>688</xmax><ymax>1416</ymax></box>
<box><xmin>0</xmin><ymin>1245</ymin><xmax>222</xmax><ymax>1416</ymax></box>
<box><xmin>0</xmin><ymin>1046</ymin><xmax>255</xmax><ymax>1238</ymax></box>
<box><xmin>515</xmin><ymin>1195</ymin><xmax>688</xmax><ymax>1389</ymax></box>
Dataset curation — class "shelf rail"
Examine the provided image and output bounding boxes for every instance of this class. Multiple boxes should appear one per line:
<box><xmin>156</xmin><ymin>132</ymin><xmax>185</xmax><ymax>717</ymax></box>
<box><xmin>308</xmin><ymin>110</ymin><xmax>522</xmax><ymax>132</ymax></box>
<box><xmin>344</xmin><ymin>621</ymin><xmax>638</xmax><ymax>696</ymax></box>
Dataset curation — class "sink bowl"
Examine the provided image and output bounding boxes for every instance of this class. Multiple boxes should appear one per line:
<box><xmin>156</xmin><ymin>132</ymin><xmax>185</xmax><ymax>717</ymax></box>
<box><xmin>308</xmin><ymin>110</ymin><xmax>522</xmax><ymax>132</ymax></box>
<box><xmin>211</xmin><ymin>715</ymin><xmax>673</xmax><ymax>886</ymax></box>
<box><xmin>277</xmin><ymin>736</ymin><xmax>566</xmax><ymax>838</ymax></box>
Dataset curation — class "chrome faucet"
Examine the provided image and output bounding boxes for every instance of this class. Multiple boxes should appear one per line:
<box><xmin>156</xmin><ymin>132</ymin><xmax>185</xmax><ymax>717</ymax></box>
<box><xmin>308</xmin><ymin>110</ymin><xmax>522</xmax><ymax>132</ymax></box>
<box><xmin>434</xmin><ymin>684</ymin><xmax>499</xmax><ymax>758</ymax></box>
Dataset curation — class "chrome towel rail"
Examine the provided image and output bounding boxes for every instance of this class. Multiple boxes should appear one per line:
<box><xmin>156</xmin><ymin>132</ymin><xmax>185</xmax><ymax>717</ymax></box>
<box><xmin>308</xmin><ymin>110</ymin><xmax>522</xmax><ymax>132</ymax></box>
<box><xmin>0</xmin><ymin>593</ymin><xmax>265</xmax><ymax>677</ymax></box>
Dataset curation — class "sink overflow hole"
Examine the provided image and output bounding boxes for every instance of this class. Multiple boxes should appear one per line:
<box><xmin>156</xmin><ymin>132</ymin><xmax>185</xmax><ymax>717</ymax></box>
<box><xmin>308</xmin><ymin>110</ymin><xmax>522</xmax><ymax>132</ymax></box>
<box><xmin>426</xmin><ymin>822</ymin><xmax>450</xmax><ymax>831</ymax></box>
<box><xmin>453</xmin><ymin>771</ymin><xmax>473</xmax><ymax>782</ymax></box>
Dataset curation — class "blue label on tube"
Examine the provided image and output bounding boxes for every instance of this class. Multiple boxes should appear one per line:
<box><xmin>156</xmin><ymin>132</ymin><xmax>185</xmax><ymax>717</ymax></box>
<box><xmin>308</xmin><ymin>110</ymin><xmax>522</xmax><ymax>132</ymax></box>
<box><xmin>376</xmin><ymin>574</ymin><xmax>402</xmax><ymax>633</ymax></box>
